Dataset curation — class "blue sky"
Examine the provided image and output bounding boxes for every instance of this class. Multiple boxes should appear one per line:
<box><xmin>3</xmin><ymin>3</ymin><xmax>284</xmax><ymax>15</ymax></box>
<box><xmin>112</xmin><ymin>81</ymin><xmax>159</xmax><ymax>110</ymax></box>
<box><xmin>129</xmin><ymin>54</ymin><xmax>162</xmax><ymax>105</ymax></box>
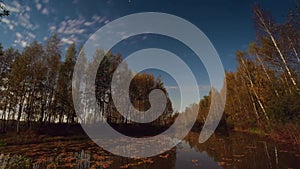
<box><xmin>0</xmin><ymin>0</ymin><xmax>297</xmax><ymax>110</ymax></box>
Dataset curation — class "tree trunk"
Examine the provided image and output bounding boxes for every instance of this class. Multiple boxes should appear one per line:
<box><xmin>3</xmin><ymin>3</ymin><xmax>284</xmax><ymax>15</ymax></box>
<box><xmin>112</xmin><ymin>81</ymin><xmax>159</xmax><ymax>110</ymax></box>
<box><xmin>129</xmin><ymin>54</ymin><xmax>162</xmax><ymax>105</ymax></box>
<box><xmin>287</xmin><ymin>36</ymin><xmax>300</xmax><ymax>64</ymax></box>
<box><xmin>254</xmin><ymin>52</ymin><xmax>280</xmax><ymax>97</ymax></box>
<box><xmin>240</xmin><ymin>57</ymin><xmax>270</xmax><ymax>124</ymax></box>
<box><xmin>255</xmin><ymin>7</ymin><xmax>299</xmax><ymax>92</ymax></box>
<box><xmin>1</xmin><ymin>104</ymin><xmax>7</xmax><ymax>133</ymax></box>
<box><xmin>17</xmin><ymin>101</ymin><xmax>24</xmax><ymax>134</ymax></box>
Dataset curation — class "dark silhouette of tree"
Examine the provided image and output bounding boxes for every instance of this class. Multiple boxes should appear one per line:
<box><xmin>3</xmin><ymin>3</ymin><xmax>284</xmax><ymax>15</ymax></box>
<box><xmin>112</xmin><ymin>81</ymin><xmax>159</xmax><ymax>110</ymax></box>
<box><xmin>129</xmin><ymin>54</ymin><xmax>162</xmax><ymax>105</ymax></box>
<box><xmin>0</xmin><ymin>1</ymin><xmax>10</xmax><ymax>18</ymax></box>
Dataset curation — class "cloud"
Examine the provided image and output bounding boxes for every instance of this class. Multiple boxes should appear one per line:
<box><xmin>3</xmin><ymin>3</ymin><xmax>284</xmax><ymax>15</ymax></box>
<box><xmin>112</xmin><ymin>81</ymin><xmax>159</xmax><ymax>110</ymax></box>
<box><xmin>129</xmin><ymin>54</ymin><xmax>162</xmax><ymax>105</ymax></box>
<box><xmin>48</xmin><ymin>15</ymin><xmax>110</xmax><ymax>48</ymax></box>
<box><xmin>0</xmin><ymin>0</ymin><xmax>40</xmax><ymax>32</ymax></box>
<box><xmin>41</xmin><ymin>8</ymin><xmax>49</xmax><ymax>15</ymax></box>
<box><xmin>51</xmin><ymin>15</ymin><xmax>109</xmax><ymax>37</ymax></box>
<box><xmin>14</xmin><ymin>30</ymin><xmax>32</xmax><ymax>48</ymax></box>
<box><xmin>25</xmin><ymin>6</ymin><xmax>31</xmax><ymax>12</ymax></box>
<box><xmin>49</xmin><ymin>25</ymin><xmax>56</xmax><ymax>32</ymax></box>
<box><xmin>92</xmin><ymin>15</ymin><xmax>107</xmax><ymax>23</ymax></box>
<box><xmin>60</xmin><ymin>34</ymin><xmax>80</xmax><ymax>45</ymax></box>
<box><xmin>61</xmin><ymin>38</ymin><xmax>74</xmax><ymax>45</ymax></box>
<box><xmin>83</xmin><ymin>15</ymin><xmax>108</xmax><ymax>27</ymax></box>
<box><xmin>28</xmin><ymin>32</ymin><xmax>36</xmax><ymax>39</ymax></box>
<box><xmin>20</xmin><ymin>41</ymin><xmax>27</xmax><ymax>47</ymax></box>
<box><xmin>8</xmin><ymin>24</ymin><xmax>14</xmax><ymax>30</ymax></box>
<box><xmin>36</xmin><ymin>3</ymin><xmax>42</xmax><ymax>10</ymax></box>
<box><xmin>13</xmin><ymin>30</ymin><xmax>37</xmax><ymax>48</ymax></box>
<box><xmin>1</xmin><ymin>1</ymin><xmax>30</xmax><ymax>14</ymax></box>
<box><xmin>1</xmin><ymin>18</ymin><xmax>14</xmax><ymax>30</ymax></box>
<box><xmin>84</xmin><ymin>21</ymin><xmax>93</xmax><ymax>26</ymax></box>
<box><xmin>2</xmin><ymin>1</ymin><xmax>21</xmax><ymax>13</ymax></box>
<box><xmin>16</xmin><ymin>32</ymin><xmax>22</xmax><ymax>38</ymax></box>
<box><xmin>34</xmin><ymin>0</ymin><xmax>42</xmax><ymax>10</ymax></box>
<box><xmin>0</xmin><ymin>0</ymin><xmax>48</xmax><ymax>48</ymax></box>
<box><xmin>1</xmin><ymin>18</ymin><xmax>10</xmax><ymax>24</ymax></box>
<box><xmin>56</xmin><ymin>18</ymin><xmax>86</xmax><ymax>34</ymax></box>
<box><xmin>14</xmin><ymin>39</ymin><xmax>28</xmax><ymax>48</ymax></box>
<box><xmin>17</xmin><ymin>13</ymin><xmax>39</xmax><ymax>31</ymax></box>
<box><xmin>12</xmin><ymin>1</ymin><xmax>21</xmax><ymax>9</ymax></box>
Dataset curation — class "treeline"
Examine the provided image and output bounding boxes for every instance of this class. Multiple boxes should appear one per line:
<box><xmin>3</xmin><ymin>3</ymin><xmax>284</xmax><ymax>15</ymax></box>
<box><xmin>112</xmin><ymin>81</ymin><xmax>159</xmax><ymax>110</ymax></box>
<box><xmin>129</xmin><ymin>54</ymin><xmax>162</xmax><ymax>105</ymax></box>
<box><xmin>1</xmin><ymin>4</ymin><xmax>299</xmax><ymax>140</ymax></box>
<box><xmin>192</xmin><ymin>5</ymin><xmax>300</xmax><ymax>141</ymax></box>
<box><xmin>0</xmin><ymin>35</ymin><xmax>173</xmax><ymax>134</ymax></box>
<box><xmin>226</xmin><ymin>5</ymin><xmax>300</xmax><ymax>128</ymax></box>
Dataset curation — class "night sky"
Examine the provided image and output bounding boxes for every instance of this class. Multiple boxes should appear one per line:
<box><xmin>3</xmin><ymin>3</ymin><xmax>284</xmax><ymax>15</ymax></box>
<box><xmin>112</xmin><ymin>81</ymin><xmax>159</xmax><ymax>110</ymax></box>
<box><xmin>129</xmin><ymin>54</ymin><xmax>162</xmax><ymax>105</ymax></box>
<box><xmin>0</xmin><ymin>0</ymin><xmax>297</xmax><ymax>110</ymax></box>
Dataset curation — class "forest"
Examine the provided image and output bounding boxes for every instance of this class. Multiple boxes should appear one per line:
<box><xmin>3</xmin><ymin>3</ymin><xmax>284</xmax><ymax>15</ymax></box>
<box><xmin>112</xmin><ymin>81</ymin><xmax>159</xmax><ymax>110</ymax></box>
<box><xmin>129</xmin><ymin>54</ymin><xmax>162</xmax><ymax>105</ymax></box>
<box><xmin>190</xmin><ymin>5</ymin><xmax>300</xmax><ymax>144</ymax></box>
<box><xmin>0</xmin><ymin>36</ymin><xmax>175</xmax><ymax>135</ymax></box>
<box><xmin>0</xmin><ymin>4</ymin><xmax>299</xmax><ymax>146</ymax></box>
<box><xmin>0</xmin><ymin>2</ymin><xmax>299</xmax><ymax>169</ymax></box>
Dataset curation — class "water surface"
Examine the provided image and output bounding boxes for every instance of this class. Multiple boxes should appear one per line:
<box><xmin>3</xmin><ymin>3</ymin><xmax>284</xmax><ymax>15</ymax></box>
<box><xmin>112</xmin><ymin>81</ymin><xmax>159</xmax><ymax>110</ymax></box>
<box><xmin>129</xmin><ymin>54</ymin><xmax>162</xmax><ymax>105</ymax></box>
<box><xmin>0</xmin><ymin>132</ymin><xmax>299</xmax><ymax>169</ymax></box>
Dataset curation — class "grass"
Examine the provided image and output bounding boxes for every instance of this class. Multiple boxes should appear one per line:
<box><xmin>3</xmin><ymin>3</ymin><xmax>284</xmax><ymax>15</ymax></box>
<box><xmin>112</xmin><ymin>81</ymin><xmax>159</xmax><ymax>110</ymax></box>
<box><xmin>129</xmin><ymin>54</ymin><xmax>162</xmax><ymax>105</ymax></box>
<box><xmin>0</xmin><ymin>149</ymin><xmax>93</xmax><ymax>169</ymax></box>
<box><xmin>0</xmin><ymin>140</ymin><xmax>7</xmax><ymax>147</ymax></box>
<box><xmin>248</xmin><ymin>127</ymin><xmax>266</xmax><ymax>136</ymax></box>
<box><xmin>0</xmin><ymin>131</ymin><xmax>89</xmax><ymax>146</ymax></box>
<box><xmin>0</xmin><ymin>154</ymin><xmax>32</xmax><ymax>169</ymax></box>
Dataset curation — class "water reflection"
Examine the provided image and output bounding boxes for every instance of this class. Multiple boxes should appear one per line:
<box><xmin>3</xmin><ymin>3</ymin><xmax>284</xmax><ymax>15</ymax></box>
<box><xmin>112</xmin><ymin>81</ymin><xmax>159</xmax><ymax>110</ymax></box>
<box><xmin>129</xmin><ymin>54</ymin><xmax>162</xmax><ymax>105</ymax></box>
<box><xmin>183</xmin><ymin>132</ymin><xmax>300</xmax><ymax>169</ymax></box>
<box><xmin>0</xmin><ymin>132</ymin><xmax>299</xmax><ymax>169</ymax></box>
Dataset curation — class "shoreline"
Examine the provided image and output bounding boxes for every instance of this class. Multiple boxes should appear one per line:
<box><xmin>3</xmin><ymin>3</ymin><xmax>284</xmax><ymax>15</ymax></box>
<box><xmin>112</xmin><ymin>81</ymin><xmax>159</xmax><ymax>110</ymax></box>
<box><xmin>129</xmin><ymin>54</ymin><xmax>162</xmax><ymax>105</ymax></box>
<box><xmin>0</xmin><ymin>127</ymin><xmax>298</xmax><ymax>148</ymax></box>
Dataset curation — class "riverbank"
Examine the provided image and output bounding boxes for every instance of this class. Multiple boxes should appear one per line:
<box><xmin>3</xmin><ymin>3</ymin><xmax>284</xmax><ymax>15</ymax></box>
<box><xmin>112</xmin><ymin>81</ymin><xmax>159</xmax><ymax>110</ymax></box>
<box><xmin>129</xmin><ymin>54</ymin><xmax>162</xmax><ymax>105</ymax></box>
<box><xmin>0</xmin><ymin>125</ymin><xmax>299</xmax><ymax>150</ymax></box>
<box><xmin>1</xmin><ymin>129</ymin><xmax>299</xmax><ymax>169</ymax></box>
<box><xmin>233</xmin><ymin>125</ymin><xmax>300</xmax><ymax>149</ymax></box>
<box><xmin>0</xmin><ymin>124</ymin><xmax>89</xmax><ymax>146</ymax></box>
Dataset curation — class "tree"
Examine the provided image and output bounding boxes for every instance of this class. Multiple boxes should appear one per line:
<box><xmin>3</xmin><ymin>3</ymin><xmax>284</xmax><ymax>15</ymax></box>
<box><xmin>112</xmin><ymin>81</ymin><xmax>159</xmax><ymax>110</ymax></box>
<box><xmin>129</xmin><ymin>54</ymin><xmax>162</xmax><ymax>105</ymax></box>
<box><xmin>42</xmin><ymin>34</ymin><xmax>61</xmax><ymax>125</ymax></box>
<box><xmin>0</xmin><ymin>2</ymin><xmax>10</xmax><ymax>18</ymax></box>
<box><xmin>0</xmin><ymin>45</ymin><xmax>20</xmax><ymax>132</ymax></box>
<box><xmin>55</xmin><ymin>43</ymin><xmax>76</xmax><ymax>124</ymax></box>
<box><xmin>222</xmin><ymin>4</ymin><xmax>300</xmax><ymax>135</ymax></box>
<box><xmin>254</xmin><ymin>4</ymin><xmax>299</xmax><ymax>92</ymax></box>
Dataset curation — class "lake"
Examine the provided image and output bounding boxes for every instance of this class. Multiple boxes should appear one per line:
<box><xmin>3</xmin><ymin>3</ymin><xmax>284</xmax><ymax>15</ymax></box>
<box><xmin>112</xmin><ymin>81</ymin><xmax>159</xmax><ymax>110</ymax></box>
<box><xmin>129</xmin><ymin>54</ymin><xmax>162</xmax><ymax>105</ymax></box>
<box><xmin>0</xmin><ymin>131</ymin><xmax>299</xmax><ymax>169</ymax></box>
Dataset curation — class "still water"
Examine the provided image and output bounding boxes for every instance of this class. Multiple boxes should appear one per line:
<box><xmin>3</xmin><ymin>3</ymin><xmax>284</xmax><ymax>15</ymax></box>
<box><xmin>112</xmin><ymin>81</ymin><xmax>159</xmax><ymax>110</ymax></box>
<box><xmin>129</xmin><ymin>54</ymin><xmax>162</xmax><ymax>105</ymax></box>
<box><xmin>0</xmin><ymin>132</ymin><xmax>299</xmax><ymax>169</ymax></box>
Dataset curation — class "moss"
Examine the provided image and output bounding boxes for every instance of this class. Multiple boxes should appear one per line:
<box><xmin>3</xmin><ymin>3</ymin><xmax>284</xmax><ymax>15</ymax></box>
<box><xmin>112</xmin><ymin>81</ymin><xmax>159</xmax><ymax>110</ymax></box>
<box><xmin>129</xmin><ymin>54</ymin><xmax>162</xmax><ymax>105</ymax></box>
<box><xmin>0</xmin><ymin>140</ymin><xmax>7</xmax><ymax>147</ymax></box>
<box><xmin>248</xmin><ymin>127</ymin><xmax>266</xmax><ymax>136</ymax></box>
